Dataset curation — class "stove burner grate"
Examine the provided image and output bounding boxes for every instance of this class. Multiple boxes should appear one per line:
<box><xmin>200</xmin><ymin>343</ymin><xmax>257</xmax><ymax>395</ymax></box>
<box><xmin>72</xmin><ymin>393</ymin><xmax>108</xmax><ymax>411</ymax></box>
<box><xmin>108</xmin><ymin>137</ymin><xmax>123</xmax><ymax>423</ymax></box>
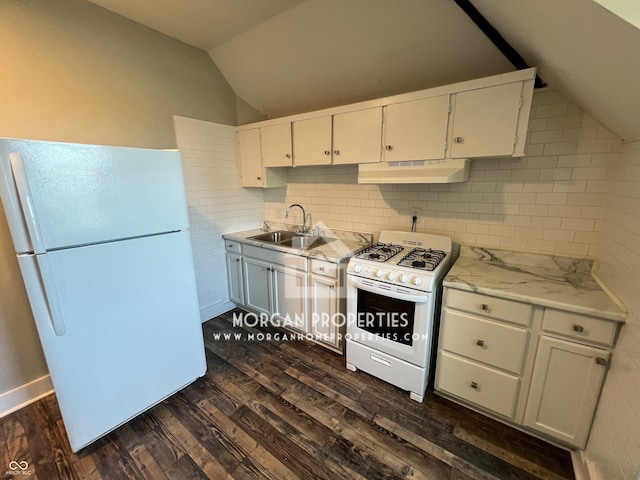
<box><xmin>398</xmin><ymin>248</ymin><xmax>447</xmax><ymax>271</ymax></box>
<box><xmin>356</xmin><ymin>242</ymin><xmax>404</xmax><ymax>262</ymax></box>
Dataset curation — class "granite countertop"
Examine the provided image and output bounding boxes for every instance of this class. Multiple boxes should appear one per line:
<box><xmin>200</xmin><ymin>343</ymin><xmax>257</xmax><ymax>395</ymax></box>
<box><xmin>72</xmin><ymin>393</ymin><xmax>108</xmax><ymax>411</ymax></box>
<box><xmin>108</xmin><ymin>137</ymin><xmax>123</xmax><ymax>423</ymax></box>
<box><xmin>444</xmin><ymin>246</ymin><xmax>626</xmax><ymax>322</ymax></box>
<box><xmin>222</xmin><ymin>222</ymin><xmax>372</xmax><ymax>264</ymax></box>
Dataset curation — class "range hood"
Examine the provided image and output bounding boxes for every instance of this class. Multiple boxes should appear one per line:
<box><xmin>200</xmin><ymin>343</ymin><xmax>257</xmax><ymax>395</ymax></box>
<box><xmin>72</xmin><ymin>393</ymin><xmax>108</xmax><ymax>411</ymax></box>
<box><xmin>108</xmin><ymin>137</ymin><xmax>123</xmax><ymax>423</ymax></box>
<box><xmin>357</xmin><ymin>158</ymin><xmax>470</xmax><ymax>184</ymax></box>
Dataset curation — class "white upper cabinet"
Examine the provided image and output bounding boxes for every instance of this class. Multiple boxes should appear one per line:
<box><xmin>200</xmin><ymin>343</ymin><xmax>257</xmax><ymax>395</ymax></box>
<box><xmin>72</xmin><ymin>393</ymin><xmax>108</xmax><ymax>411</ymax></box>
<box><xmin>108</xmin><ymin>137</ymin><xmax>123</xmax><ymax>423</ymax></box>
<box><xmin>332</xmin><ymin>107</ymin><xmax>383</xmax><ymax>165</ymax></box>
<box><xmin>450</xmin><ymin>82</ymin><xmax>524</xmax><ymax>158</ymax></box>
<box><xmin>383</xmin><ymin>95</ymin><xmax>450</xmax><ymax>162</ymax></box>
<box><xmin>261</xmin><ymin>122</ymin><xmax>292</xmax><ymax>167</ymax></box>
<box><xmin>237</xmin><ymin>128</ymin><xmax>287</xmax><ymax>188</ymax></box>
<box><xmin>292</xmin><ymin>116</ymin><xmax>332</xmax><ymax>166</ymax></box>
<box><xmin>238</xmin><ymin>129</ymin><xmax>263</xmax><ymax>187</ymax></box>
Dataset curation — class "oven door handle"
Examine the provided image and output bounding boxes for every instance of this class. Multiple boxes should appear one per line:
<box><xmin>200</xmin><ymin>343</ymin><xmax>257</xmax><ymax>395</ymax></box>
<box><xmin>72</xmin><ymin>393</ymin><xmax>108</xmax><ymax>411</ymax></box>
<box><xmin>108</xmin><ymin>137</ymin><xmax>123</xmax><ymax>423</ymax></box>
<box><xmin>348</xmin><ymin>277</ymin><xmax>429</xmax><ymax>303</ymax></box>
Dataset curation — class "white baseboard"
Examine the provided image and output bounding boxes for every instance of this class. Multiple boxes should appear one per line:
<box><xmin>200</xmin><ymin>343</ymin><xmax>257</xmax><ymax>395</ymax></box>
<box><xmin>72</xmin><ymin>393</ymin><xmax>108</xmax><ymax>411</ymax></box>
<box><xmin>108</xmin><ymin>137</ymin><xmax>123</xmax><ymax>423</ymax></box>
<box><xmin>0</xmin><ymin>375</ymin><xmax>53</xmax><ymax>418</ymax></box>
<box><xmin>571</xmin><ymin>450</ymin><xmax>593</xmax><ymax>480</ymax></box>
<box><xmin>200</xmin><ymin>301</ymin><xmax>236</xmax><ymax>323</ymax></box>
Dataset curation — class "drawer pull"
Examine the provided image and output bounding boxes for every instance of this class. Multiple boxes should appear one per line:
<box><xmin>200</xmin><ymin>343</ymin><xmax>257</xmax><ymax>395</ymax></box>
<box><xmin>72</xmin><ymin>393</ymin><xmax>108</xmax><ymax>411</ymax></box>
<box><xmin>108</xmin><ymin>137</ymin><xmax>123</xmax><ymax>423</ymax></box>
<box><xmin>370</xmin><ymin>354</ymin><xmax>392</xmax><ymax>367</ymax></box>
<box><xmin>480</xmin><ymin>304</ymin><xmax>489</xmax><ymax>311</ymax></box>
<box><xmin>319</xmin><ymin>267</ymin><xmax>325</xmax><ymax>272</ymax></box>
<box><xmin>573</xmin><ymin>324</ymin><xmax>585</xmax><ymax>333</ymax></box>
<box><xmin>595</xmin><ymin>357</ymin><xmax>609</xmax><ymax>366</ymax></box>
<box><xmin>470</xmin><ymin>381</ymin><xmax>479</xmax><ymax>390</ymax></box>
<box><xmin>476</xmin><ymin>339</ymin><xmax>485</xmax><ymax>347</ymax></box>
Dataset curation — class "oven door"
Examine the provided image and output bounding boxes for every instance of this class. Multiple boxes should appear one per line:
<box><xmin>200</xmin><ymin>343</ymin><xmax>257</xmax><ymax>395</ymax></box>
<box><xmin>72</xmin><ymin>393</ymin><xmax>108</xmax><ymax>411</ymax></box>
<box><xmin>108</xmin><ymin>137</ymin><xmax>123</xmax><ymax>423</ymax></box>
<box><xmin>346</xmin><ymin>276</ymin><xmax>435</xmax><ymax>367</ymax></box>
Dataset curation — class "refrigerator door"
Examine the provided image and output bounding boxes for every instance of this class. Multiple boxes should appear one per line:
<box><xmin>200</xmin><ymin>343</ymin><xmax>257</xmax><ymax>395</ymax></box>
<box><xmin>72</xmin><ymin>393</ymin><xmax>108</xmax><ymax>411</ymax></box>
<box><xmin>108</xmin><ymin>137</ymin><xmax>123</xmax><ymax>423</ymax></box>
<box><xmin>2</xmin><ymin>139</ymin><xmax>189</xmax><ymax>251</ymax></box>
<box><xmin>18</xmin><ymin>231</ymin><xmax>205</xmax><ymax>452</ymax></box>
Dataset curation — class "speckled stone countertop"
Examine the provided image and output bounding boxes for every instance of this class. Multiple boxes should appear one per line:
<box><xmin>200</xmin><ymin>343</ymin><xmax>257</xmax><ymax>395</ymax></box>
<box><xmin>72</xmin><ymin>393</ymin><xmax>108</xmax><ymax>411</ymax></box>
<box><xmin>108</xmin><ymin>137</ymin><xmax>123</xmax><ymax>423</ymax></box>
<box><xmin>444</xmin><ymin>246</ymin><xmax>626</xmax><ymax>322</ymax></box>
<box><xmin>222</xmin><ymin>222</ymin><xmax>372</xmax><ymax>264</ymax></box>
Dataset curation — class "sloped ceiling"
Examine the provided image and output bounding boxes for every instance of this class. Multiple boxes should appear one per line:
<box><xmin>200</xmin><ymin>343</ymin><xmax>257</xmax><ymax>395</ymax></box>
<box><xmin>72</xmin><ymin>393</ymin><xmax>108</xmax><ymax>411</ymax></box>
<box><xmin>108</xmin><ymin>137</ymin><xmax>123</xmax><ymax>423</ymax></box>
<box><xmin>87</xmin><ymin>0</ymin><xmax>640</xmax><ymax>141</ymax></box>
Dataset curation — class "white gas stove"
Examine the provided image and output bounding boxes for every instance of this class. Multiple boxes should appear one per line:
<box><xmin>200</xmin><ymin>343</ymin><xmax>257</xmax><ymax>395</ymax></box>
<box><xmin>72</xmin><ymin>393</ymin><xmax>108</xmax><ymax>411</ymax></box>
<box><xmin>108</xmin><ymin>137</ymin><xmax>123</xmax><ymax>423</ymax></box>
<box><xmin>347</xmin><ymin>230</ymin><xmax>452</xmax><ymax>293</ymax></box>
<box><xmin>345</xmin><ymin>230</ymin><xmax>453</xmax><ymax>402</ymax></box>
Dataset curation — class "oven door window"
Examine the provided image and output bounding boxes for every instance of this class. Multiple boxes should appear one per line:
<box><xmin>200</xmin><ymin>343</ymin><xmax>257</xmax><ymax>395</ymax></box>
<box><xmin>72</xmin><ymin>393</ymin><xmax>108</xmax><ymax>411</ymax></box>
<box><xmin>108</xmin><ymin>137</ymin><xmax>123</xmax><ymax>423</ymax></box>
<box><xmin>356</xmin><ymin>289</ymin><xmax>416</xmax><ymax>345</ymax></box>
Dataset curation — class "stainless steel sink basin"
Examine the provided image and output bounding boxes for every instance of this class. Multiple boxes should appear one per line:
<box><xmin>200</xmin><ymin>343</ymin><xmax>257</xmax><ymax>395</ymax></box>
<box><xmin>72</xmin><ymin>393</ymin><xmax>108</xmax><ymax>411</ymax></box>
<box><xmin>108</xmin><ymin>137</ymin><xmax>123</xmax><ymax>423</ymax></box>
<box><xmin>280</xmin><ymin>236</ymin><xmax>334</xmax><ymax>250</ymax></box>
<box><xmin>248</xmin><ymin>230</ymin><xmax>297</xmax><ymax>243</ymax></box>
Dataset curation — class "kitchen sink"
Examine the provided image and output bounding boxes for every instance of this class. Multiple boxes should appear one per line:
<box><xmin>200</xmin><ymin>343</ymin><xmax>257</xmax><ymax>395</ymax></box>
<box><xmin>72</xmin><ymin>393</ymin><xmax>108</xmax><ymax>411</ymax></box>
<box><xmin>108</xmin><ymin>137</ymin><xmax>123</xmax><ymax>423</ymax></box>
<box><xmin>248</xmin><ymin>230</ymin><xmax>334</xmax><ymax>250</ymax></box>
<box><xmin>248</xmin><ymin>230</ymin><xmax>297</xmax><ymax>243</ymax></box>
<box><xmin>280</xmin><ymin>236</ymin><xmax>334</xmax><ymax>250</ymax></box>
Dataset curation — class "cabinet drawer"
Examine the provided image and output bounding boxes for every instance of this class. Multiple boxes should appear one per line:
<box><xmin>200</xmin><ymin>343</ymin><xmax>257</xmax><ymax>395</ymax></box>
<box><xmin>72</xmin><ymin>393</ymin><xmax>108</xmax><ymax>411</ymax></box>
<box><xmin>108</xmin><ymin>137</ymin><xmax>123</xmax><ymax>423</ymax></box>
<box><xmin>542</xmin><ymin>309</ymin><xmax>618</xmax><ymax>347</ymax></box>
<box><xmin>310</xmin><ymin>259</ymin><xmax>337</xmax><ymax>279</ymax></box>
<box><xmin>225</xmin><ymin>240</ymin><xmax>242</xmax><ymax>254</ymax></box>
<box><xmin>445</xmin><ymin>289</ymin><xmax>532</xmax><ymax>326</ymax></box>
<box><xmin>440</xmin><ymin>310</ymin><xmax>528</xmax><ymax>374</ymax></box>
<box><xmin>436</xmin><ymin>352</ymin><xmax>519</xmax><ymax>419</ymax></box>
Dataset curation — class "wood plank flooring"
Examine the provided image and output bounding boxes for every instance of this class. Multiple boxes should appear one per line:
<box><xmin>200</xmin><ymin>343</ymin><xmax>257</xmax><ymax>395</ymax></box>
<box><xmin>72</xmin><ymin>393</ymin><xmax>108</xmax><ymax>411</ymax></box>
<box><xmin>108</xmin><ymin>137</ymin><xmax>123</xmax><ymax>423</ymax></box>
<box><xmin>0</xmin><ymin>309</ymin><xmax>575</xmax><ymax>479</ymax></box>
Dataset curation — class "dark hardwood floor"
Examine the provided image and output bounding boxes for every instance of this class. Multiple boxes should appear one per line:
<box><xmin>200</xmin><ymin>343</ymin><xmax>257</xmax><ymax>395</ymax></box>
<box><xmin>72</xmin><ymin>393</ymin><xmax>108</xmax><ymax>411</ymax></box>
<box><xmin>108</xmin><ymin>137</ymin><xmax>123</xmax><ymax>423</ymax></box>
<box><xmin>1</xmin><ymin>309</ymin><xmax>575</xmax><ymax>479</ymax></box>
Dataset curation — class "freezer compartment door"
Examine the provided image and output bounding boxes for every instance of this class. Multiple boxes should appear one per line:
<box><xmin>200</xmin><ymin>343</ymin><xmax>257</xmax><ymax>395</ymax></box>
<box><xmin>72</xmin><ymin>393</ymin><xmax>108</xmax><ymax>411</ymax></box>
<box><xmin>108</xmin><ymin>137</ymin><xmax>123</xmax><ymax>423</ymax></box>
<box><xmin>18</xmin><ymin>231</ymin><xmax>205</xmax><ymax>452</ymax></box>
<box><xmin>3</xmin><ymin>139</ymin><xmax>189</xmax><ymax>250</ymax></box>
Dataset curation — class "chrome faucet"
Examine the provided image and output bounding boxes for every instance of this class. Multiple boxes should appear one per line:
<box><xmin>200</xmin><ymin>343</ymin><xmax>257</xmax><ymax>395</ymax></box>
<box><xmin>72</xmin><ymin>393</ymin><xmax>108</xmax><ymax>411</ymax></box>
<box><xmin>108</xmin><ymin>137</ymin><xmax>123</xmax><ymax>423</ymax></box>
<box><xmin>285</xmin><ymin>203</ymin><xmax>308</xmax><ymax>234</ymax></box>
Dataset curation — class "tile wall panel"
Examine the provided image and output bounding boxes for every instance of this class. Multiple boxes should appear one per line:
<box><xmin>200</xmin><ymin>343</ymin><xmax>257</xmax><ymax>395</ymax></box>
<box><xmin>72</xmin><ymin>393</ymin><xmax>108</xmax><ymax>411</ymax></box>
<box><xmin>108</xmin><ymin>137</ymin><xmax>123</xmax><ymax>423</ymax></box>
<box><xmin>264</xmin><ymin>89</ymin><xmax>621</xmax><ymax>258</ymax></box>
<box><xmin>588</xmin><ymin>140</ymin><xmax>640</xmax><ymax>480</ymax></box>
<box><xmin>175</xmin><ymin>116</ymin><xmax>263</xmax><ymax>320</ymax></box>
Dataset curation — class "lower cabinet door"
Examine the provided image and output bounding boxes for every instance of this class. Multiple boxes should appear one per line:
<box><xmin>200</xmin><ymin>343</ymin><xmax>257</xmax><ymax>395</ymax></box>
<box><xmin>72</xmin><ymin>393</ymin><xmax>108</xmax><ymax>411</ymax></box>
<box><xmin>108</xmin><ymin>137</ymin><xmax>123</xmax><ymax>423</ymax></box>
<box><xmin>310</xmin><ymin>274</ymin><xmax>339</xmax><ymax>347</ymax></box>
<box><xmin>243</xmin><ymin>257</ymin><xmax>272</xmax><ymax>316</ymax></box>
<box><xmin>225</xmin><ymin>253</ymin><xmax>244</xmax><ymax>305</ymax></box>
<box><xmin>272</xmin><ymin>264</ymin><xmax>307</xmax><ymax>331</ymax></box>
<box><xmin>523</xmin><ymin>335</ymin><xmax>610</xmax><ymax>448</ymax></box>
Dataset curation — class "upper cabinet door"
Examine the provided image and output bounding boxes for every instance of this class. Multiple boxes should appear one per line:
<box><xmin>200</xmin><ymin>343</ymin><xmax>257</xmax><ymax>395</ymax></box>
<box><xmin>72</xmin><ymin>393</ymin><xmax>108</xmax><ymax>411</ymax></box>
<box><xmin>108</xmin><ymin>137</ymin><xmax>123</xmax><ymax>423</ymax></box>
<box><xmin>238</xmin><ymin>129</ymin><xmax>264</xmax><ymax>187</ymax></box>
<box><xmin>332</xmin><ymin>107</ymin><xmax>383</xmax><ymax>165</ymax></box>
<box><xmin>450</xmin><ymin>82</ymin><xmax>523</xmax><ymax>158</ymax></box>
<box><xmin>261</xmin><ymin>123</ymin><xmax>292</xmax><ymax>167</ymax></box>
<box><xmin>293</xmin><ymin>116</ymin><xmax>332</xmax><ymax>166</ymax></box>
<box><xmin>383</xmin><ymin>95</ymin><xmax>450</xmax><ymax>162</ymax></box>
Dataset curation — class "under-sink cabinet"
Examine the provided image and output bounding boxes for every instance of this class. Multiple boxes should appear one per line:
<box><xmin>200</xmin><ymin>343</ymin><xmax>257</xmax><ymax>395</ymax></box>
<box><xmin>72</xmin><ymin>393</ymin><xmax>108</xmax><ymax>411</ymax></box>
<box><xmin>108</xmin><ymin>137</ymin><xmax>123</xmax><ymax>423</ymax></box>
<box><xmin>224</xmin><ymin>240</ymin><xmax>347</xmax><ymax>352</ymax></box>
<box><xmin>242</xmin><ymin>244</ymin><xmax>308</xmax><ymax>332</ymax></box>
<box><xmin>435</xmin><ymin>287</ymin><xmax>620</xmax><ymax>449</ymax></box>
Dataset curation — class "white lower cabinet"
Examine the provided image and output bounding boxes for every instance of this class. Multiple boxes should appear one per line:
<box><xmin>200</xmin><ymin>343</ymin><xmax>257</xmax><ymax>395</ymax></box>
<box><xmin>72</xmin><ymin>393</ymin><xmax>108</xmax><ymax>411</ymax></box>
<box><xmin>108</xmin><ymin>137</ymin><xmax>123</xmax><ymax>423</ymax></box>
<box><xmin>435</xmin><ymin>286</ymin><xmax>620</xmax><ymax>449</ymax></box>
<box><xmin>272</xmin><ymin>264</ymin><xmax>307</xmax><ymax>331</ymax></box>
<box><xmin>242</xmin><ymin>255</ymin><xmax>307</xmax><ymax>331</ymax></box>
<box><xmin>224</xmin><ymin>240</ymin><xmax>347</xmax><ymax>352</ymax></box>
<box><xmin>309</xmin><ymin>259</ymin><xmax>344</xmax><ymax>351</ymax></box>
<box><xmin>523</xmin><ymin>335</ymin><xmax>610</xmax><ymax>448</ymax></box>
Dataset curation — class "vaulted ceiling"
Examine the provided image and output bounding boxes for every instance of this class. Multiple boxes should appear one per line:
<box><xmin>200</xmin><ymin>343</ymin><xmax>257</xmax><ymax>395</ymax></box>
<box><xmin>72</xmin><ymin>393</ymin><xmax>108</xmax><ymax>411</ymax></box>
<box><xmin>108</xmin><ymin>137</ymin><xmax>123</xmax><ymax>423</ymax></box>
<box><xmin>87</xmin><ymin>0</ymin><xmax>640</xmax><ymax>141</ymax></box>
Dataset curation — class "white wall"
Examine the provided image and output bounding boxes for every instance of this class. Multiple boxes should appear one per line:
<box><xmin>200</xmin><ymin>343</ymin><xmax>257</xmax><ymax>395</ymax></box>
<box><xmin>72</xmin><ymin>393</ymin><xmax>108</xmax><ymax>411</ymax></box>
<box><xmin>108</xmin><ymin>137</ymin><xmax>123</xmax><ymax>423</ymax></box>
<box><xmin>265</xmin><ymin>89</ymin><xmax>620</xmax><ymax>258</ymax></box>
<box><xmin>0</xmin><ymin>0</ymin><xmax>238</xmax><ymax>417</ymax></box>
<box><xmin>174</xmin><ymin>117</ymin><xmax>263</xmax><ymax>320</ymax></box>
<box><xmin>587</xmin><ymin>140</ymin><xmax>640</xmax><ymax>480</ymax></box>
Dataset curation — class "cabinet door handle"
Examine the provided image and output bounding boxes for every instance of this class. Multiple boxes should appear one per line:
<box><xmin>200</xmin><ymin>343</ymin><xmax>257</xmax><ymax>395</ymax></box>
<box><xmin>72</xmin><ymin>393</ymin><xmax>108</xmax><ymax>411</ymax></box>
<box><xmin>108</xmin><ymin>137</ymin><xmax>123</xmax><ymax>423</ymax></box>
<box><xmin>573</xmin><ymin>324</ymin><xmax>585</xmax><ymax>333</ymax></box>
<box><xmin>595</xmin><ymin>357</ymin><xmax>609</xmax><ymax>366</ymax></box>
<box><xmin>333</xmin><ymin>150</ymin><xmax>340</xmax><ymax>155</ymax></box>
<box><xmin>385</xmin><ymin>145</ymin><xmax>393</xmax><ymax>151</ymax></box>
<box><xmin>454</xmin><ymin>136</ymin><xmax>464</xmax><ymax>143</ymax></box>
<box><xmin>476</xmin><ymin>339</ymin><xmax>485</xmax><ymax>347</ymax></box>
<box><xmin>324</xmin><ymin>150</ymin><xmax>331</xmax><ymax>155</ymax></box>
<box><xmin>257</xmin><ymin>176</ymin><xmax>262</xmax><ymax>180</ymax></box>
<box><xmin>329</xmin><ymin>285</ymin><xmax>335</xmax><ymax>289</ymax></box>
<box><xmin>470</xmin><ymin>381</ymin><xmax>478</xmax><ymax>390</ymax></box>
<box><xmin>235</xmin><ymin>258</ymin><xmax>240</xmax><ymax>262</ymax></box>
<box><xmin>285</xmin><ymin>153</ymin><xmax>291</xmax><ymax>158</ymax></box>
<box><xmin>480</xmin><ymin>304</ymin><xmax>489</xmax><ymax>311</ymax></box>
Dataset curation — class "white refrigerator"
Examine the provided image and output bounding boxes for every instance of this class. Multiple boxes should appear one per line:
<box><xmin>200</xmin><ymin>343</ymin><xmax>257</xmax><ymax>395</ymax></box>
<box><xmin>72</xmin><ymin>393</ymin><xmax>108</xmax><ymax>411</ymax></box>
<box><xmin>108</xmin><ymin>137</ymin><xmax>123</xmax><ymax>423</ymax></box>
<box><xmin>0</xmin><ymin>138</ymin><xmax>206</xmax><ymax>452</ymax></box>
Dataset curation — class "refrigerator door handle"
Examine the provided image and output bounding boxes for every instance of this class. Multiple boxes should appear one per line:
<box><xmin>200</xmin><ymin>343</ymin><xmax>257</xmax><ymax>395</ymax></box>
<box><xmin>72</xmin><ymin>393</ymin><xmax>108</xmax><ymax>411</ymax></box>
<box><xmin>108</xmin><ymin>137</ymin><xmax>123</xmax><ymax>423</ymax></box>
<box><xmin>10</xmin><ymin>153</ymin><xmax>46</xmax><ymax>254</ymax></box>
<box><xmin>35</xmin><ymin>254</ymin><xmax>66</xmax><ymax>336</ymax></box>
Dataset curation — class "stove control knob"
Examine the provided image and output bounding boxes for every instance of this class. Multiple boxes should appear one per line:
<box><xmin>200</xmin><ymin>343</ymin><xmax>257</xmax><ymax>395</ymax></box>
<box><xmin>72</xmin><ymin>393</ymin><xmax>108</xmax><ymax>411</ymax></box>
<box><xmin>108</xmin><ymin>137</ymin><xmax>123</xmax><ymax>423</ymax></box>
<box><xmin>387</xmin><ymin>271</ymin><xmax>396</xmax><ymax>281</ymax></box>
<box><xmin>412</xmin><ymin>276</ymin><xmax>423</xmax><ymax>286</ymax></box>
<box><xmin>400</xmin><ymin>274</ymin><xmax>408</xmax><ymax>284</ymax></box>
<box><xmin>353</xmin><ymin>264</ymin><xmax>362</xmax><ymax>273</ymax></box>
<box><xmin>375</xmin><ymin>269</ymin><xmax>384</xmax><ymax>278</ymax></box>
